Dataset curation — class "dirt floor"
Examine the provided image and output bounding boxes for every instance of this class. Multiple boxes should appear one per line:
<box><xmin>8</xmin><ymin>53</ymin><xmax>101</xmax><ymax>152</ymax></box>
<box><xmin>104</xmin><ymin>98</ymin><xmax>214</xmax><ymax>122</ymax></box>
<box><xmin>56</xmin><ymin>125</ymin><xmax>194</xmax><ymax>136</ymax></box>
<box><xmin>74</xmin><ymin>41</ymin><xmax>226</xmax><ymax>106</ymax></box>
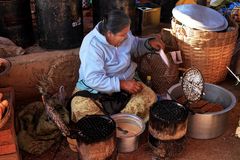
<box><xmin>19</xmin><ymin>7</ymin><xmax>240</xmax><ymax>160</ymax></box>
<box><xmin>21</xmin><ymin>77</ymin><xmax>240</xmax><ymax>160</ymax></box>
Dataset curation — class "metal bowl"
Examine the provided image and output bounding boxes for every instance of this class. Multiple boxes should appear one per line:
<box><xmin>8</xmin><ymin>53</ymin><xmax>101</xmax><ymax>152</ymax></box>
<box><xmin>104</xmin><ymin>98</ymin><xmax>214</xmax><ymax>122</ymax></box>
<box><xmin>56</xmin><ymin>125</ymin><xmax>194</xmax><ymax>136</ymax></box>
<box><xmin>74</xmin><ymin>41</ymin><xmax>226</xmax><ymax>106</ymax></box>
<box><xmin>111</xmin><ymin>113</ymin><xmax>145</xmax><ymax>153</ymax></box>
<box><xmin>168</xmin><ymin>83</ymin><xmax>237</xmax><ymax>139</ymax></box>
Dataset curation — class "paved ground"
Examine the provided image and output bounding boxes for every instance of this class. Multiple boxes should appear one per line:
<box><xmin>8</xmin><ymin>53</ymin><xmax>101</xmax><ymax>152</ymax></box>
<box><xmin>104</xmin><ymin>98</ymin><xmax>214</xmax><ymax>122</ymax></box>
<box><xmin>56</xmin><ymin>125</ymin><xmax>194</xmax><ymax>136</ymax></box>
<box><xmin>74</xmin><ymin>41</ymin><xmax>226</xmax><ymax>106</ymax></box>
<box><xmin>21</xmin><ymin>77</ymin><xmax>240</xmax><ymax>160</ymax></box>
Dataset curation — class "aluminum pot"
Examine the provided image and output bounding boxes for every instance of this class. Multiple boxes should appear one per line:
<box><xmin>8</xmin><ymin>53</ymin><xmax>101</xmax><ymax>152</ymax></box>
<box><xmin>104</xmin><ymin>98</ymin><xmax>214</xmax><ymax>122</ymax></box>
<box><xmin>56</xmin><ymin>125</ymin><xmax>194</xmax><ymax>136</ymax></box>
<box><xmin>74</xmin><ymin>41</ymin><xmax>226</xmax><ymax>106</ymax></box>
<box><xmin>111</xmin><ymin>113</ymin><xmax>145</xmax><ymax>153</ymax></box>
<box><xmin>168</xmin><ymin>83</ymin><xmax>237</xmax><ymax>139</ymax></box>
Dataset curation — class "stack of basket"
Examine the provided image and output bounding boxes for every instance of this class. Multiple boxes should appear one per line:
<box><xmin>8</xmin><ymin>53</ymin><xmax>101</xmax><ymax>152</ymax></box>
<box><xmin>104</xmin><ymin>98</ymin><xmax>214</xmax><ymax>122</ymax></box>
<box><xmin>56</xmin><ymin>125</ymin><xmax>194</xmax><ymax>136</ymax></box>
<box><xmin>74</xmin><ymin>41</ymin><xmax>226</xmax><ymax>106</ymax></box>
<box><xmin>171</xmin><ymin>4</ymin><xmax>239</xmax><ymax>83</ymax></box>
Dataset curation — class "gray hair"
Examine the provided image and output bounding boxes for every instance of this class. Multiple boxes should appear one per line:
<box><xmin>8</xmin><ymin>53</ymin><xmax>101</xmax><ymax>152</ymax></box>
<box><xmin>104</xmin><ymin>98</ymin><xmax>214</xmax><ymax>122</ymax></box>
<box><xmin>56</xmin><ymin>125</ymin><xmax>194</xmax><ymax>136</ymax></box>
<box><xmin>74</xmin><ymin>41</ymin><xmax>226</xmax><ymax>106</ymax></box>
<box><xmin>101</xmin><ymin>9</ymin><xmax>130</xmax><ymax>34</ymax></box>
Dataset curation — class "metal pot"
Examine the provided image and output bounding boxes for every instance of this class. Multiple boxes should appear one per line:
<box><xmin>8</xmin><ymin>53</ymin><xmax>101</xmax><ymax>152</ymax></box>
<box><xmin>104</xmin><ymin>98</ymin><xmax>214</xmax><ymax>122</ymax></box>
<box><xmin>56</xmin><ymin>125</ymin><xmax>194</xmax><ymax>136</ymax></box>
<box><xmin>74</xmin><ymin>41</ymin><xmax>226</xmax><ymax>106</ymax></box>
<box><xmin>111</xmin><ymin>113</ymin><xmax>145</xmax><ymax>153</ymax></box>
<box><xmin>168</xmin><ymin>83</ymin><xmax>237</xmax><ymax>139</ymax></box>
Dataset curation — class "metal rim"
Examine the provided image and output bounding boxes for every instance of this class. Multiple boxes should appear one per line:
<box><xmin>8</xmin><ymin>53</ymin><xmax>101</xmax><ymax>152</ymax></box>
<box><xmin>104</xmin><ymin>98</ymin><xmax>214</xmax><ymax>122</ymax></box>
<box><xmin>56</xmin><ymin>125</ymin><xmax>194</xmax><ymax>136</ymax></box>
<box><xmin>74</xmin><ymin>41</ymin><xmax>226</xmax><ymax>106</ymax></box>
<box><xmin>111</xmin><ymin>113</ymin><xmax>145</xmax><ymax>137</ymax></box>
<box><xmin>168</xmin><ymin>83</ymin><xmax>236</xmax><ymax>115</ymax></box>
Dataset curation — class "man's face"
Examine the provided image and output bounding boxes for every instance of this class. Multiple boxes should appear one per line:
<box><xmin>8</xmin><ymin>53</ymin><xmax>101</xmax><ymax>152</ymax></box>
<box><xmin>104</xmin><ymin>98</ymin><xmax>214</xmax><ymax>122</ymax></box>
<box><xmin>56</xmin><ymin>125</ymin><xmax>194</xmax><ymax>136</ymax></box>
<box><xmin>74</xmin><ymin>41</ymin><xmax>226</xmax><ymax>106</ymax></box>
<box><xmin>106</xmin><ymin>24</ymin><xmax>130</xmax><ymax>47</ymax></box>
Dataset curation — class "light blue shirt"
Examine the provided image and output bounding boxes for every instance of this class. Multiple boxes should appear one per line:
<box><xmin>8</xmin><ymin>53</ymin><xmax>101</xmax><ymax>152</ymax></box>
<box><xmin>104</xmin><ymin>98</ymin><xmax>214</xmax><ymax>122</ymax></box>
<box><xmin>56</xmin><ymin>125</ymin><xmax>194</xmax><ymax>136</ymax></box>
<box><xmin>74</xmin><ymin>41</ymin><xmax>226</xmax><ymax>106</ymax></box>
<box><xmin>76</xmin><ymin>22</ymin><xmax>150</xmax><ymax>93</ymax></box>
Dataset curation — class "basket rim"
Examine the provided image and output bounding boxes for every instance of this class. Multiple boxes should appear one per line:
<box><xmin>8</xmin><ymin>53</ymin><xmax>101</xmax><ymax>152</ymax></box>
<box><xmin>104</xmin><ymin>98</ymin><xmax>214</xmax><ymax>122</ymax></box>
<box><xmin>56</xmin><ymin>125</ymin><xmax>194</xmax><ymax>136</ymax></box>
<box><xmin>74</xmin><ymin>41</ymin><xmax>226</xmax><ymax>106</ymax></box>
<box><xmin>171</xmin><ymin>16</ymin><xmax>239</xmax><ymax>37</ymax></box>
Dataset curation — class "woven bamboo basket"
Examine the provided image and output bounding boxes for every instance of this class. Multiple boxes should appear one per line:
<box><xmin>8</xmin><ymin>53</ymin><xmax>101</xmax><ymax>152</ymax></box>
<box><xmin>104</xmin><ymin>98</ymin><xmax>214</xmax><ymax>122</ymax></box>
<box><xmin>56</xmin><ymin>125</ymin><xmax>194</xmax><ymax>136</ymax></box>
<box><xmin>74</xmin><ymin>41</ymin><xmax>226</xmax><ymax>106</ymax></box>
<box><xmin>136</xmin><ymin>52</ymin><xmax>179</xmax><ymax>94</ymax></box>
<box><xmin>171</xmin><ymin>17</ymin><xmax>239</xmax><ymax>83</ymax></box>
<box><xmin>134</xmin><ymin>30</ymin><xmax>179</xmax><ymax>94</ymax></box>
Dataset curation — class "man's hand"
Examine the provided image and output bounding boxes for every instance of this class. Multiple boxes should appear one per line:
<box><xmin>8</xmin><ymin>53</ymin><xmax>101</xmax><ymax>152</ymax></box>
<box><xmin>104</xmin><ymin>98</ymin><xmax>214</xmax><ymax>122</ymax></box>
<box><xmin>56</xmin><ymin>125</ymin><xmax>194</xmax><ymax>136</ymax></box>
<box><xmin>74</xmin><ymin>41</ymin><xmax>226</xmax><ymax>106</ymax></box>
<box><xmin>120</xmin><ymin>80</ymin><xmax>143</xmax><ymax>94</ymax></box>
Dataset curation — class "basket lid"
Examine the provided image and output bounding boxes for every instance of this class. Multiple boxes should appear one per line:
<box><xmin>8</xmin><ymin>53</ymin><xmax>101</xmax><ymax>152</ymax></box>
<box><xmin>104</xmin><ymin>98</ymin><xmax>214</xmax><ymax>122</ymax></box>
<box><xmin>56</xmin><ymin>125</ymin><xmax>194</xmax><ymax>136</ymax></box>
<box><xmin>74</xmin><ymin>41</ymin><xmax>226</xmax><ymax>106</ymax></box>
<box><xmin>172</xmin><ymin>4</ymin><xmax>228</xmax><ymax>31</ymax></box>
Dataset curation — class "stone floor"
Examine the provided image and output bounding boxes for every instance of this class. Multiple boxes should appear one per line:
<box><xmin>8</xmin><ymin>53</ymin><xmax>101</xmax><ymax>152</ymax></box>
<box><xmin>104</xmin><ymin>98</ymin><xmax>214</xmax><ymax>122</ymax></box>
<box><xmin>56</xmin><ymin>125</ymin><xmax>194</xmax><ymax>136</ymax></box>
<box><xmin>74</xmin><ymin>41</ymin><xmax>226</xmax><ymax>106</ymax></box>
<box><xmin>21</xmin><ymin>77</ymin><xmax>240</xmax><ymax>160</ymax></box>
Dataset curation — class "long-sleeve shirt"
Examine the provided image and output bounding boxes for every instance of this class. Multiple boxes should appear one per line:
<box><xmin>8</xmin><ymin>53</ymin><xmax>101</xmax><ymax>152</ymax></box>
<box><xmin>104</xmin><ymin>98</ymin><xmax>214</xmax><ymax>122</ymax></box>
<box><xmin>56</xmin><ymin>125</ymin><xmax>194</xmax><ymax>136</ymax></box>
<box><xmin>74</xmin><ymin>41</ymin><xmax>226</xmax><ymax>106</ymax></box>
<box><xmin>76</xmin><ymin>22</ymin><xmax>150</xmax><ymax>93</ymax></box>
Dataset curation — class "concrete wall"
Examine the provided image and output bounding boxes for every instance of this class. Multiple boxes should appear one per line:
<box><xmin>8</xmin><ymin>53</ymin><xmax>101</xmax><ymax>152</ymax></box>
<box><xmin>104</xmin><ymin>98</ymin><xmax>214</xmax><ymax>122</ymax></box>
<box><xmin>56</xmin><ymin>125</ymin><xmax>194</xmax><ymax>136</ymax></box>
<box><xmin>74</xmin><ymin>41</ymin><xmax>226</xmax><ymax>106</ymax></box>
<box><xmin>0</xmin><ymin>48</ymin><xmax>80</xmax><ymax>105</ymax></box>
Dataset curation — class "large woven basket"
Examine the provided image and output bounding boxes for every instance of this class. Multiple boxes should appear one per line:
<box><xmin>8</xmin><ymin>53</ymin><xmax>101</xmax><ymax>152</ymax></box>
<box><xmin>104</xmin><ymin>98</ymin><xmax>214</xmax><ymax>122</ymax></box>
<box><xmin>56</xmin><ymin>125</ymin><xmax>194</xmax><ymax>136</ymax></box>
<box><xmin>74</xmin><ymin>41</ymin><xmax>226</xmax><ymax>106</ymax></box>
<box><xmin>171</xmin><ymin>17</ymin><xmax>239</xmax><ymax>83</ymax></box>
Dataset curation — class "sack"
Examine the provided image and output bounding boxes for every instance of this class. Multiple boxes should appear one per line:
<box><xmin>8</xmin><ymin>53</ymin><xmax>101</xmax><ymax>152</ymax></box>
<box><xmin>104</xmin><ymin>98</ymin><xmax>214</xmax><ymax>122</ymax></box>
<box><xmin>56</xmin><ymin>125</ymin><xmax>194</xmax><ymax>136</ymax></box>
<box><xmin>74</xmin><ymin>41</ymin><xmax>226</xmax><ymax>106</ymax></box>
<box><xmin>67</xmin><ymin>90</ymin><xmax>131</xmax><ymax>115</ymax></box>
<box><xmin>98</xmin><ymin>91</ymin><xmax>131</xmax><ymax>115</ymax></box>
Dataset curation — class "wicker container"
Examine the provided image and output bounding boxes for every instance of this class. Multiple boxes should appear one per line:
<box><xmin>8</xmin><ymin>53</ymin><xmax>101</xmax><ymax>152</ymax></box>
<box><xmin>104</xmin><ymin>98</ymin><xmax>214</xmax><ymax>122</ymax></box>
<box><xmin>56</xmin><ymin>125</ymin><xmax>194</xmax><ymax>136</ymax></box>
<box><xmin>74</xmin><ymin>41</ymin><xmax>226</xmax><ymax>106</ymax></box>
<box><xmin>171</xmin><ymin>17</ymin><xmax>239</xmax><ymax>83</ymax></box>
<box><xmin>136</xmin><ymin>52</ymin><xmax>179</xmax><ymax>94</ymax></box>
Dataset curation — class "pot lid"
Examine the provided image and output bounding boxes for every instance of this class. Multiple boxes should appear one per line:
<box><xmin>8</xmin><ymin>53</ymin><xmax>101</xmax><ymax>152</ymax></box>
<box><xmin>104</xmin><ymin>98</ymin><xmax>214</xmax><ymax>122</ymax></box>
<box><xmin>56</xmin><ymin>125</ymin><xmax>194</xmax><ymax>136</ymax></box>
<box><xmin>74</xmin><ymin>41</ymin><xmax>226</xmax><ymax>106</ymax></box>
<box><xmin>181</xmin><ymin>68</ymin><xmax>204</xmax><ymax>102</ymax></box>
<box><xmin>207</xmin><ymin>17</ymin><xmax>228</xmax><ymax>31</ymax></box>
<box><xmin>172</xmin><ymin>4</ymin><xmax>228</xmax><ymax>31</ymax></box>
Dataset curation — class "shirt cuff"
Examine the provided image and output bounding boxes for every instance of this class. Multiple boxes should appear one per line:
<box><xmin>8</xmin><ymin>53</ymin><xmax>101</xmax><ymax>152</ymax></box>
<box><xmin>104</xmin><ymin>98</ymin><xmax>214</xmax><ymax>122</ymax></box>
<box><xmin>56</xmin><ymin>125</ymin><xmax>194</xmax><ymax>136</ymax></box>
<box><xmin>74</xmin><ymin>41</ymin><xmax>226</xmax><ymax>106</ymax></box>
<box><xmin>144</xmin><ymin>38</ymin><xmax>155</xmax><ymax>51</ymax></box>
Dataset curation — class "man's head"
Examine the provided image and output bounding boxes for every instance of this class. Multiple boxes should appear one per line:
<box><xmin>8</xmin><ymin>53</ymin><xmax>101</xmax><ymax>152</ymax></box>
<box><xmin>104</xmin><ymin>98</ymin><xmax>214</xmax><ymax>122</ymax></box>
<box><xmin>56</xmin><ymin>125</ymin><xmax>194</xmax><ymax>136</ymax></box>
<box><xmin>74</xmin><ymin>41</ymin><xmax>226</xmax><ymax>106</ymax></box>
<box><xmin>101</xmin><ymin>9</ymin><xmax>131</xmax><ymax>47</ymax></box>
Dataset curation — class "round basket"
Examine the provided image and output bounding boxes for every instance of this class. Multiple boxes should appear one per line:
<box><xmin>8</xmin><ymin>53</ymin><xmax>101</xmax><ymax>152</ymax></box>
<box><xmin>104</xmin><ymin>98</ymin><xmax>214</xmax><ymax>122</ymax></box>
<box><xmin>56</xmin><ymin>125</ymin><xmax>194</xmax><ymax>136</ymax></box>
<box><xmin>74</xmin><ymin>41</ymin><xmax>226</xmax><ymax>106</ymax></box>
<box><xmin>136</xmin><ymin>52</ymin><xmax>179</xmax><ymax>94</ymax></box>
<box><xmin>171</xmin><ymin>17</ymin><xmax>239</xmax><ymax>83</ymax></box>
<box><xmin>0</xmin><ymin>104</ymin><xmax>11</xmax><ymax>129</ymax></box>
